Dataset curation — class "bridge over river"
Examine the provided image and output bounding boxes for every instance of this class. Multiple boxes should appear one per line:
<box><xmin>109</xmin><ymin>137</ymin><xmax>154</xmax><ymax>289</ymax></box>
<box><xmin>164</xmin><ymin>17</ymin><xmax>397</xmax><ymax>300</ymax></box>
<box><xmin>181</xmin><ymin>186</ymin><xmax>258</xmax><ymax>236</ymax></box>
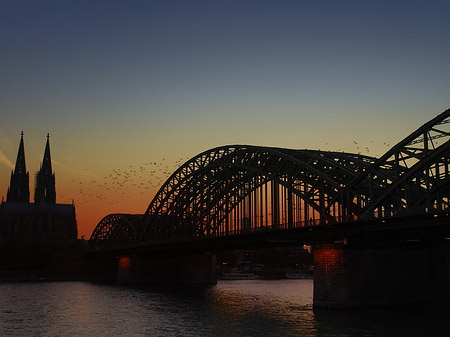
<box><xmin>89</xmin><ymin>108</ymin><xmax>450</xmax><ymax>308</ymax></box>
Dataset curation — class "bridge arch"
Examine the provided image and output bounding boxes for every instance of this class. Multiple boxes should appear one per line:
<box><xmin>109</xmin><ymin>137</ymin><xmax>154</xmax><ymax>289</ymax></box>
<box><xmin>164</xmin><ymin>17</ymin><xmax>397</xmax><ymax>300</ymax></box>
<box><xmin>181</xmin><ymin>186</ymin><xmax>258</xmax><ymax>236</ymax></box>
<box><xmin>89</xmin><ymin>214</ymin><xmax>144</xmax><ymax>249</ymax></box>
<box><xmin>89</xmin><ymin>108</ymin><xmax>450</xmax><ymax>247</ymax></box>
<box><xmin>143</xmin><ymin>145</ymin><xmax>382</xmax><ymax>242</ymax></box>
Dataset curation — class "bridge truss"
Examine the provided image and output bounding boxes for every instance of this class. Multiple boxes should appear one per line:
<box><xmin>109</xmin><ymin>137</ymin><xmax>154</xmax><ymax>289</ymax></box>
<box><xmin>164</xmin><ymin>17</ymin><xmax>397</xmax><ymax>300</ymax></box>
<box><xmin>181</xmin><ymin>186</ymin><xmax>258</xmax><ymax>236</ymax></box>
<box><xmin>90</xmin><ymin>108</ymin><xmax>450</xmax><ymax>247</ymax></box>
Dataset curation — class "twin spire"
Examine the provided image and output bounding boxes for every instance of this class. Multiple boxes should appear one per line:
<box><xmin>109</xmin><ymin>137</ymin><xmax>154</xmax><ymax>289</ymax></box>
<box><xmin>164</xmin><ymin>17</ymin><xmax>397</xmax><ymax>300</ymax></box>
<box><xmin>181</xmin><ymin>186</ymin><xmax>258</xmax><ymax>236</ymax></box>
<box><xmin>6</xmin><ymin>132</ymin><xmax>56</xmax><ymax>204</ymax></box>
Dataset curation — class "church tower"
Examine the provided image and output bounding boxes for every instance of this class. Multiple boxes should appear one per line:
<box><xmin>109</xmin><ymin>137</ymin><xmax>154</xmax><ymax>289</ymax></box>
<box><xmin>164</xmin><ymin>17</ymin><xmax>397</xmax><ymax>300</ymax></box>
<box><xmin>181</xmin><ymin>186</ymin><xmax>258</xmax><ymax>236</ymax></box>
<box><xmin>6</xmin><ymin>131</ymin><xmax>30</xmax><ymax>203</ymax></box>
<box><xmin>34</xmin><ymin>133</ymin><xmax>56</xmax><ymax>204</ymax></box>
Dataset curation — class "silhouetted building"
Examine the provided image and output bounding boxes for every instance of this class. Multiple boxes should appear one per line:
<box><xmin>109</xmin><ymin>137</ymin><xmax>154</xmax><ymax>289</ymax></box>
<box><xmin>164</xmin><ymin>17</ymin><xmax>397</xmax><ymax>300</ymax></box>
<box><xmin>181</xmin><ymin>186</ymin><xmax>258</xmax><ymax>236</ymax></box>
<box><xmin>0</xmin><ymin>202</ymin><xmax>77</xmax><ymax>240</ymax></box>
<box><xmin>0</xmin><ymin>133</ymin><xmax>77</xmax><ymax>241</ymax></box>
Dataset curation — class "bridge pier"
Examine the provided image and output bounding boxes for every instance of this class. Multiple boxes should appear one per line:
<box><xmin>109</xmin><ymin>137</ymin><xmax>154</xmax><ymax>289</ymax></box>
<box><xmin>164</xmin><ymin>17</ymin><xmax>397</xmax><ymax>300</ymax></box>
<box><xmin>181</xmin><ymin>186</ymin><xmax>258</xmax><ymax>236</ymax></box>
<box><xmin>313</xmin><ymin>241</ymin><xmax>450</xmax><ymax>308</ymax></box>
<box><xmin>118</xmin><ymin>253</ymin><xmax>217</xmax><ymax>284</ymax></box>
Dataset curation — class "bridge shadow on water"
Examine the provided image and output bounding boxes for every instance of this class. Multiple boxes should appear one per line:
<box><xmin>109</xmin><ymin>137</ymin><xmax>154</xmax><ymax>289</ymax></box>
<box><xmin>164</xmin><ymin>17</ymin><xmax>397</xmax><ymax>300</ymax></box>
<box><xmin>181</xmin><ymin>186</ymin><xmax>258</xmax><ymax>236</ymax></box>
<box><xmin>102</xmin><ymin>279</ymin><xmax>316</xmax><ymax>337</ymax></box>
<box><xmin>1</xmin><ymin>279</ymin><xmax>448</xmax><ymax>336</ymax></box>
<box><xmin>313</xmin><ymin>307</ymin><xmax>450</xmax><ymax>337</ymax></box>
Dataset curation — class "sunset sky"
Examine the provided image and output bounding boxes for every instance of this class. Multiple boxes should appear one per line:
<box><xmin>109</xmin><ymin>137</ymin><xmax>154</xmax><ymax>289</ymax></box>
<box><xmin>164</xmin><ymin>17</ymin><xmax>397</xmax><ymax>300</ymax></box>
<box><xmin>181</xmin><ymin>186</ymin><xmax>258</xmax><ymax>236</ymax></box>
<box><xmin>1</xmin><ymin>0</ymin><xmax>449</xmax><ymax>238</ymax></box>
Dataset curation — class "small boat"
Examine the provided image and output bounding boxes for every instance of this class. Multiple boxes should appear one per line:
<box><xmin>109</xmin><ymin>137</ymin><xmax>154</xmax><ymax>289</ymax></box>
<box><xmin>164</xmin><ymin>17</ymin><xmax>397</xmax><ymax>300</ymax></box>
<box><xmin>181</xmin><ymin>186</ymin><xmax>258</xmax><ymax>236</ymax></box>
<box><xmin>219</xmin><ymin>272</ymin><xmax>259</xmax><ymax>280</ymax></box>
<box><xmin>285</xmin><ymin>272</ymin><xmax>313</xmax><ymax>279</ymax></box>
<box><xmin>258</xmin><ymin>270</ymin><xmax>286</xmax><ymax>280</ymax></box>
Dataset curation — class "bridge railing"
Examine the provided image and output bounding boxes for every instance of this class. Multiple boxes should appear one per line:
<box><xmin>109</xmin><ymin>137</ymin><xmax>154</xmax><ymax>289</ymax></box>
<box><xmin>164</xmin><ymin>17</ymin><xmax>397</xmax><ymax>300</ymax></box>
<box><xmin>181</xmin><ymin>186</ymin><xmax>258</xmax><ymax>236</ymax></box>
<box><xmin>200</xmin><ymin>218</ymin><xmax>324</xmax><ymax>238</ymax></box>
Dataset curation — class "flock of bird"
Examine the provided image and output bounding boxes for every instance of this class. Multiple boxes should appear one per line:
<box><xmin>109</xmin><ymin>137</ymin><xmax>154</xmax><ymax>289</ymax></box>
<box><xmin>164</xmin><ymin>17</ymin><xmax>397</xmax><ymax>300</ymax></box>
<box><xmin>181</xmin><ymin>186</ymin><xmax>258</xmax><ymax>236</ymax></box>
<box><xmin>60</xmin><ymin>156</ymin><xmax>190</xmax><ymax>209</ymax></box>
<box><xmin>324</xmin><ymin>140</ymin><xmax>390</xmax><ymax>156</ymax></box>
<box><xmin>60</xmin><ymin>140</ymin><xmax>398</xmax><ymax>210</ymax></box>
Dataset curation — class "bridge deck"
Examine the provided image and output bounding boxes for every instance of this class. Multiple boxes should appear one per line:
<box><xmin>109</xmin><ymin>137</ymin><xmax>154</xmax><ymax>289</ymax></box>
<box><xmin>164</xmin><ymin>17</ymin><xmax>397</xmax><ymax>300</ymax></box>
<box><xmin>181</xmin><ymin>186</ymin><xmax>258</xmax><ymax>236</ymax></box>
<box><xmin>89</xmin><ymin>211</ymin><xmax>450</xmax><ymax>256</ymax></box>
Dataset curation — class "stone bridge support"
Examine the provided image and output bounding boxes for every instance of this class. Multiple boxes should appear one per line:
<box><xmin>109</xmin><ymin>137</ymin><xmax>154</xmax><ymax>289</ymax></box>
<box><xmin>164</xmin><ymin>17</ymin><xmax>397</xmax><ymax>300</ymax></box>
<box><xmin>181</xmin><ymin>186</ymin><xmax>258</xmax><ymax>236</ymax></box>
<box><xmin>117</xmin><ymin>252</ymin><xmax>217</xmax><ymax>284</ymax></box>
<box><xmin>313</xmin><ymin>241</ymin><xmax>450</xmax><ymax>308</ymax></box>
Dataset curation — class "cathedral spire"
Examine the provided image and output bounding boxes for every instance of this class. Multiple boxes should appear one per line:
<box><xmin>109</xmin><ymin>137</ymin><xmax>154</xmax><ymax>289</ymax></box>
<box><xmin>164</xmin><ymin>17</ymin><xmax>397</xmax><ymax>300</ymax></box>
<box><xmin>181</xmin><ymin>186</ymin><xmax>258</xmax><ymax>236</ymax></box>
<box><xmin>6</xmin><ymin>131</ymin><xmax>30</xmax><ymax>202</ymax></box>
<box><xmin>34</xmin><ymin>133</ymin><xmax>56</xmax><ymax>204</ymax></box>
<box><xmin>42</xmin><ymin>133</ymin><xmax>52</xmax><ymax>176</ymax></box>
<box><xmin>14</xmin><ymin>131</ymin><xmax>27</xmax><ymax>174</ymax></box>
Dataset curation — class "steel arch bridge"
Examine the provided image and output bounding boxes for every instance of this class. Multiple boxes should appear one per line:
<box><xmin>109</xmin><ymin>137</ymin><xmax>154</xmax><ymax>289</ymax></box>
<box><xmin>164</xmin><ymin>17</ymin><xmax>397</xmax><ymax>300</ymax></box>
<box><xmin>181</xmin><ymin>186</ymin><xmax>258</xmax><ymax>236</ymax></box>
<box><xmin>90</xmin><ymin>108</ymin><xmax>450</xmax><ymax>248</ymax></box>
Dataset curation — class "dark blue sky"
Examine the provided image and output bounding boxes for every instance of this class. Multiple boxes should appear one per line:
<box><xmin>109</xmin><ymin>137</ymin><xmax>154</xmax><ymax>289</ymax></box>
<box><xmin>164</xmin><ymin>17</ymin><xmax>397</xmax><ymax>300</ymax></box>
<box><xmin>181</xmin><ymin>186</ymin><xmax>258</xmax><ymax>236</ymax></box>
<box><xmin>2</xmin><ymin>1</ymin><xmax>448</xmax><ymax>120</ymax></box>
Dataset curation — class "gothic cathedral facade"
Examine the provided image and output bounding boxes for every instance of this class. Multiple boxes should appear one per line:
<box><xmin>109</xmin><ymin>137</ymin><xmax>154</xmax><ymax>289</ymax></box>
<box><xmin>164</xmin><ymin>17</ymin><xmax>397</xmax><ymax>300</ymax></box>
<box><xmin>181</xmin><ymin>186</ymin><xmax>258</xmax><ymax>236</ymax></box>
<box><xmin>0</xmin><ymin>133</ymin><xmax>78</xmax><ymax>241</ymax></box>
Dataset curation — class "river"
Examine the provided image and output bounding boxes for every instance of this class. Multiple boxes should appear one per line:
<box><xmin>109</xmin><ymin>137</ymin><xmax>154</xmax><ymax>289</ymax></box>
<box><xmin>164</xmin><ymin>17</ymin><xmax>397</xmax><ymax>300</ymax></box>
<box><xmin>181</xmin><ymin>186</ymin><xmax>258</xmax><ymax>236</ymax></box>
<box><xmin>0</xmin><ymin>279</ymin><xmax>448</xmax><ymax>336</ymax></box>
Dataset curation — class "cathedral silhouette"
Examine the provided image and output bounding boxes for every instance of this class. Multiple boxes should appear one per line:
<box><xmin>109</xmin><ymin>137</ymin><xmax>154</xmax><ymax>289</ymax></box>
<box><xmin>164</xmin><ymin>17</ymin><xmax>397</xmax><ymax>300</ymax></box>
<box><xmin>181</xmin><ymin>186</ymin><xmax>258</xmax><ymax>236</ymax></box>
<box><xmin>0</xmin><ymin>132</ymin><xmax>77</xmax><ymax>241</ymax></box>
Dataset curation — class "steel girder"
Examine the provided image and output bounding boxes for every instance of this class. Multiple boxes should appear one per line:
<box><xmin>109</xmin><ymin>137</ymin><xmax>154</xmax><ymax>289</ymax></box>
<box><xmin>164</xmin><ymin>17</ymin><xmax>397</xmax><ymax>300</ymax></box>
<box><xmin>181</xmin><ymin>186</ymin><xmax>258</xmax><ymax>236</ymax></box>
<box><xmin>360</xmin><ymin>138</ymin><xmax>450</xmax><ymax>218</ymax></box>
<box><xmin>347</xmin><ymin>108</ymin><xmax>450</xmax><ymax>218</ymax></box>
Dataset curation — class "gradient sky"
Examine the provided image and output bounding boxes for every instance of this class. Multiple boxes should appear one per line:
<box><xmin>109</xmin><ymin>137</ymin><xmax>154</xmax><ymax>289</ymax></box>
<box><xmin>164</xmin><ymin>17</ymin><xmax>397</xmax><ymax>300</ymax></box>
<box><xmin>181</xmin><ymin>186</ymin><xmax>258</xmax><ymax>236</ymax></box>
<box><xmin>1</xmin><ymin>0</ymin><xmax>449</xmax><ymax>238</ymax></box>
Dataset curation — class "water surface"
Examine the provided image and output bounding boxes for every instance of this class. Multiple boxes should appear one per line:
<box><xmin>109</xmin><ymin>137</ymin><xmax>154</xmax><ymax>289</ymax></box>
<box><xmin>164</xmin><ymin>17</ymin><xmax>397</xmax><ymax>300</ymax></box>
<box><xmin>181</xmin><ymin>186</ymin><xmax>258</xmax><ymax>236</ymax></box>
<box><xmin>0</xmin><ymin>280</ymin><xmax>447</xmax><ymax>336</ymax></box>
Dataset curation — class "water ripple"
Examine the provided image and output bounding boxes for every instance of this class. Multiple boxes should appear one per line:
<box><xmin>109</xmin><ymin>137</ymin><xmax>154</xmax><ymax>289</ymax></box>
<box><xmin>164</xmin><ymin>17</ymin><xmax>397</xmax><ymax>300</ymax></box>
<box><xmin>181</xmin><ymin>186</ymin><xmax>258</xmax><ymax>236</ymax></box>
<box><xmin>0</xmin><ymin>280</ymin><xmax>448</xmax><ymax>336</ymax></box>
